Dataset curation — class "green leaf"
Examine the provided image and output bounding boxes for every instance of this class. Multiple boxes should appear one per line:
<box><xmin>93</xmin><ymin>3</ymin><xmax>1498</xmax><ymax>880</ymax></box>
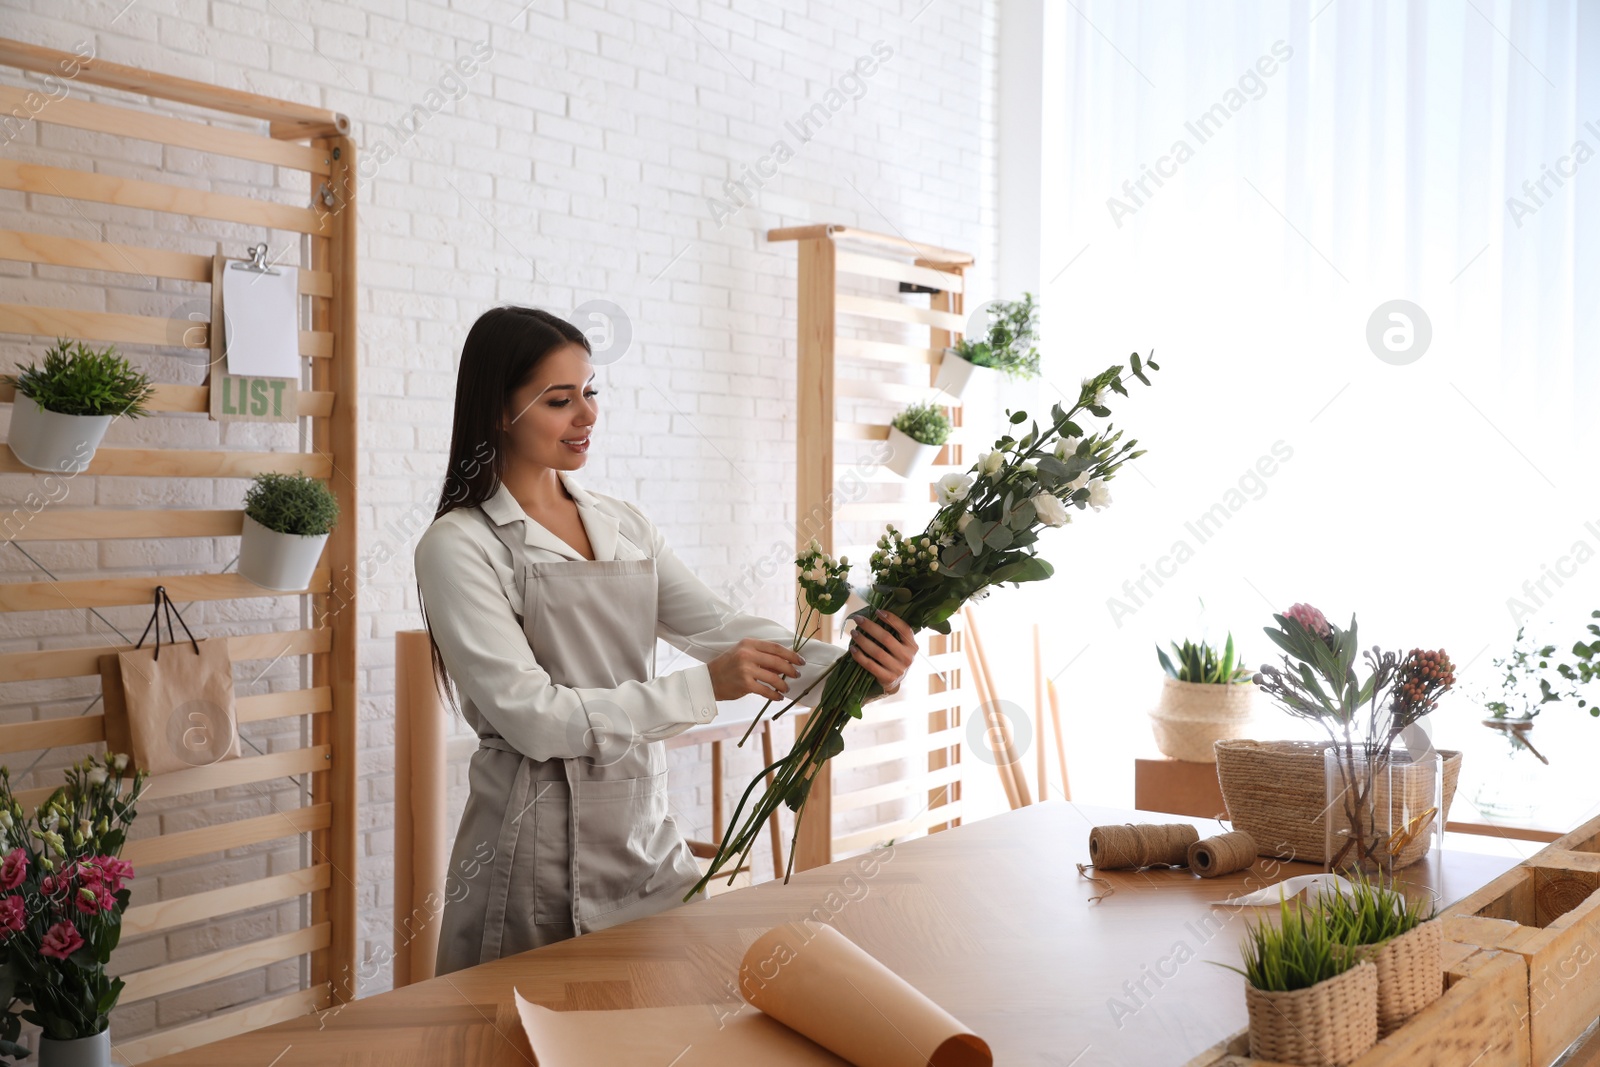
<box><xmin>984</xmin><ymin>524</ymin><xmax>1013</xmax><ymax>551</ymax></box>
<box><xmin>1010</xmin><ymin>410</ymin><xmax>1027</xmax><ymax>424</ymax></box>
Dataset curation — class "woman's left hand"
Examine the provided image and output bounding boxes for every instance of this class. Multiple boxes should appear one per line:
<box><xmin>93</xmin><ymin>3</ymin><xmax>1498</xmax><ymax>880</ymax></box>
<box><xmin>849</xmin><ymin>609</ymin><xmax>919</xmax><ymax>696</ymax></box>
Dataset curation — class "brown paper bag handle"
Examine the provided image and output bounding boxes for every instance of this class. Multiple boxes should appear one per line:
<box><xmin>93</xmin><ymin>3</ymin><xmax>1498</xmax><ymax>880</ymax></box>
<box><xmin>135</xmin><ymin>586</ymin><xmax>201</xmax><ymax>661</ymax></box>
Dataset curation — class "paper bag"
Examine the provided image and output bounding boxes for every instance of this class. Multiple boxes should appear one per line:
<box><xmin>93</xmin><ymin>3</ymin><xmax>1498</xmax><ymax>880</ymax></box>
<box><xmin>107</xmin><ymin>587</ymin><xmax>241</xmax><ymax>775</ymax></box>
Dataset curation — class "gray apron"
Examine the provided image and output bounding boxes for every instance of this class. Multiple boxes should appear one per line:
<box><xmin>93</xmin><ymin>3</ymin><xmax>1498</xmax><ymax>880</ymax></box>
<box><xmin>434</xmin><ymin>508</ymin><xmax>704</xmax><ymax>974</ymax></box>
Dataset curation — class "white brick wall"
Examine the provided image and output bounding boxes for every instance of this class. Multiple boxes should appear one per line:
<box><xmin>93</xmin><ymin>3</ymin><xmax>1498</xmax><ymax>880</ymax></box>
<box><xmin>0</xmin><ymin>0</ymin><xmax>995</xmax><ymax>1037</ymax></box>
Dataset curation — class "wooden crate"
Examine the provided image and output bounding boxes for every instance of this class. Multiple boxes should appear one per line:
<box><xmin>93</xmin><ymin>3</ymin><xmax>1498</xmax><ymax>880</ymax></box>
<box><xmin>1439</xmin><ymin>814</ymin><xmax>1600</xmax><ymax>1067</ymax></box>
<box><xmin>1184</xmin><ymin>942</ymin><xmax>1531</xmax><ymax>1067</ymax></box>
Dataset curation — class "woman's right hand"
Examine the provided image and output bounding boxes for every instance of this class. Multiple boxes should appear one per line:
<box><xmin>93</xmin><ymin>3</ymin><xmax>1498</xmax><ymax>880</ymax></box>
<box><xmin>707</xmin><ymin>639</ymin><xmax>805</xmax><ymax>702</ymax></box>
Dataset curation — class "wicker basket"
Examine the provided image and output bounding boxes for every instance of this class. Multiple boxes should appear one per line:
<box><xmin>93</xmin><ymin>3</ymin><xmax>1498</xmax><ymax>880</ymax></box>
<box><xmin>1246</xmin><ymin>960</ymin><xmax>1378</xmax><ymax>1066</ymax></box>
<box><xmin>1214</xmin><ymin>740</ymin><xmax>1461</xmax><ymax>869</ymax></box>
<box><xmin>1148</xmin><ymin>678</ymin><xmax>1257</xmax><ymax>763</ymax></box>
<box><xmin>1339</xmin><ymin>921</ymin><xmax>1443</xmax><ymax>1038</ymax></box>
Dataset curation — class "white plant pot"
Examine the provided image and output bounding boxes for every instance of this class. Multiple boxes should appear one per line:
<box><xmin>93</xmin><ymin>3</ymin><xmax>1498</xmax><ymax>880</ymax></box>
<box><xmin>39</xmin><ymin>1027</ymin><xmax>112</xmax><ymax>1067</ymax></box>
<box><xmin>933</xmin><ymin>349</ymin><xmax>1005</xmax><ymax>400</ymax></box>
<box><xmin>239</xmin><ymin>512</ymin><xmax>330</xmax><ymax>591</ymax></box>
<box><xmin>1148</xmin><ymin>677</ymin><xmax>1257</xmax><ymax>763</ymax></box>
<box><xmin>884</xmin><ymin>425</ymin><xmax>942</xmax><ymax>479</ymax></box>
<box><xmin>7</xmin><ymin>396</ymin><xmax>112</xmax><ymax>473</ymax></box>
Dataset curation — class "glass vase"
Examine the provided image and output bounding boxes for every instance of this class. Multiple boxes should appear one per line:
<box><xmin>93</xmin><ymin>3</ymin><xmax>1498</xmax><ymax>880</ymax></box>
<box><xmin>1471</xmin><ymin>718</ymin><xmax>1547</xmax><ymax>820</ymax></box>
<box><xmin>1323</xmin><ymin>744</ymin><xmax>1444</xmax><ymax>875</ymax></box>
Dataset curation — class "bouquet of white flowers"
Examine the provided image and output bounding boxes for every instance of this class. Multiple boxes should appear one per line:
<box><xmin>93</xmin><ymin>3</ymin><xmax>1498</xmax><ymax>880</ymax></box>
<box><xmin>686</xmin><ymin>352</ymin><xmax>1160</xmax><ymax>897</ymax></box>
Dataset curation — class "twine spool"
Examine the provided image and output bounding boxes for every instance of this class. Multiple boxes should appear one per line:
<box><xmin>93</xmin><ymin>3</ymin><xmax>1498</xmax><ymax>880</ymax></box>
<box><xmin>1188</xmin><ymin>830</ymin><xmax>1258</xmax><ymax>878</ymax></box>
<box><xmin>1088</xmin><ymin>823</ymin><xmax>1198</xmax><ymax>870</ymax></box>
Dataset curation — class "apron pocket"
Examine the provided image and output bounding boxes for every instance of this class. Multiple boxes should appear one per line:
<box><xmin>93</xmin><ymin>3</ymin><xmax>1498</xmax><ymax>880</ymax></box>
<box><xmin>570</xmin><ymin>771</ymin><xmax>676</xmax><ymax>921</ymax></box>
<box><xmin>531</xmin><ymin>780</ymin><xmax>574</xmax><ymax>925</ymax></box>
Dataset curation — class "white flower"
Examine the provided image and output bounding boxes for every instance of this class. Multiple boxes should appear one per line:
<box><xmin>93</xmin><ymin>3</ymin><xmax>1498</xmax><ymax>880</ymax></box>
<box><xmin>87</xmin><ymin>768</ymin><xmax>106</xmax><ymax>786</ymax></box>
<box><xmin>78</xmin><ymin>817</ymin><xmax>92</xmax><ymax>839</ymax></box>
<box><xmin>956</xmin><ymin>511</ymin><xmax>975</xmax><ymax>532</ymax></box>
<box><xmin>1088</xmin><ymin>478</ymin><xmax>1112</xmax><ymax>510</ymax></box>
<box><xmin>977</xmin><ymin>450</ymin><xmax>1005</xmax><ymax>477</ymax></box>
<box><xmin>111</xmin><ymin>753</ymin><xmax>128</xmax><ymax>772</ymax></box>
<box><xmin>1052</xmin><ymin>435</ymin><xmax>1082</xmax><ymax>461</ymax></box>
<box><xmin>1081</xmin><ymin>378</ymin><xmax>1107</xmax><ymax>406</ymax></box>
<box><xmin>1067</xmin><ymin>472</ymin><xmax>1090</xmax><ymax>491</ymax></box>
<box><xmin>1018</xmin><ymin>461</ymin><xmax>1036</xmax><ymax>475</ymax></box>
<box><xmin>1032</xmin><ymin>492</ymin><xmax>1071</xmax><ymax>527</ymax></box>
<box><xmin>936</xmin><ymin>473</ymin><xmax>973</xmax><ymax>505</ymax></box>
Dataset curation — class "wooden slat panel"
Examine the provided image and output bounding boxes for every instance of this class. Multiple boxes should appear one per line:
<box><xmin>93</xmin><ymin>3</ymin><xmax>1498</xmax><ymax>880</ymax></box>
<box><xmin>833</xmin><ymin>763</ymin><xmax>963</xmax><ymax>814</ymax></box>
<box><xmin>0</xmin><ymin>303</ymin><xmax>330</xmax><ymax>357</ymax></box>
<box><xmin>0</xmin><ymin>159</ymin><xmax>324</xmax><ymax>233</ymax></box>
<box><xmin>3</xmin><ymin>508</ymin><xmax>243</xmax><ymax>541</ymax></box>
<box><xmin>832</xmin><ymin>725</ymin><xmax>966</xmax><ymax>771</ymax></box>
<box><xmin>114</xmin><ymin>985</ymin><xmax>332</xmax><ymax>1064</ymax></box>
<box><xmin>767</xmin><ymin>224</ymin><xmax>974</xmax><ymax>266</ymax></box>
<box><xmin>0</xmin><ymin>37</ymin><xmax>348</xmax><ymax>138</ymax></box>
<box><xmin>836</xmin><ymin>294</ymin><xmax>966</xmax><ymax>332</ymax></box>
<box><xmin>0</xmin><ymin>687</ymin><xmax>331</xmax><ymax>753</ymax></box>
<box><xmin>0</xmin><ymin>628</ymin><xmax>331</xmax><ymax>683</ymax></box>
<box><xmin>833</xmin><ymin>803</ymin><xmax>965</xmax><ymax>853</ymax></box>
<box><xmin>0</xmin><ymin>88</ymin><xmax>330</xmax><ymax>174</ymax></box>
<box><xmin>119</xmin><ymin>923</ymin><xmax>330</xmax><ymax>1003</ymax></box>
<box><xmin>14</xmin><ymin>745</ymin><xmax>330</xmax><ymax>809</ymax></box>
<box><xmin>0</xmin><ymin>446</ymin><xmax>332</xmax><ymax>479</ymax></box>
<box><xmin>0</xmin><ymin>568</ymin><xmax>330</xmax><ymax>613</ymax></box>
<box><xmin>1</xmin><ymin>382</ymin><xmax>334</xmax><ymax>418</ymax></box>
<box><xmin>836</xmin><ymin>375</ymin><xmax>962</xmax><ymax>407</ymax></box>
<box><xmin>835</xmin><ymin>251</ymin><xmax>964</xmax><ymax>293</ymax></box>
<box><xmin>123</xmin><ymin>865</ymin><xmax>331</xmax><ymax>938</ymax></box>
<box><xmin>836</xmin><ymin>336</ymin><xmax>943</xmax><ymax>366</ymax></box>
<box><xmin>0</xmin><ymin>229</ymin><xmax>333</xmax><ymax>296</ymax></box>
<box><xmin>122</xmin><ymin>802</ymin><xmax>330</xmax><ymax>868</ymax></box>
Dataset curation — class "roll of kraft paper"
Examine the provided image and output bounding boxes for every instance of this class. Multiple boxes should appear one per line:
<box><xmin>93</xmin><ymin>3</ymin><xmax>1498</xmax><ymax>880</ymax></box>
<box><xmin>740</xmin><ymin>921</ymin><xmax>993</xmax><ymax>1067</ymax></box>
<box><xmin>1088</xmin><ymin>823</ymin><xmax>1199</xmax><ymax>870</ymax></box>
<box><xmin>1188</xmin><ymin>830</ymin><xmax>1258</xmax><ymax>878</ymax></box>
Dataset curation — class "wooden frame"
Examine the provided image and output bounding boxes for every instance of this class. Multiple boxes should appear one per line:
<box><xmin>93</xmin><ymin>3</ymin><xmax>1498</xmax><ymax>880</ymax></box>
<box><xmin>0</xmin><ymin>37</ymin><xmax>356</xmax><ymax>1062</ymax></box>
<box><xmin>767</xmin><ymin>224</ymin><xmax>974</xmax><ymax>871</ymax></box>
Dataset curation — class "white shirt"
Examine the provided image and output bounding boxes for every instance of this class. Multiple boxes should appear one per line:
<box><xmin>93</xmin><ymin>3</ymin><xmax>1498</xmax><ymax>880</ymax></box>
<box><xmin>413</xmin><ymin>471</ymin><xmax>848</xmax><ymax>761</ymax></box>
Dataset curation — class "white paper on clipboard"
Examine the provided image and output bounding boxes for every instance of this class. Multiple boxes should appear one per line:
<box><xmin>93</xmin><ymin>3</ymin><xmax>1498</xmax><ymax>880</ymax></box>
<box><xmin>222</xmin><ymin>262</ymin><xmax>301</xmax><ymax>378</ymax></box>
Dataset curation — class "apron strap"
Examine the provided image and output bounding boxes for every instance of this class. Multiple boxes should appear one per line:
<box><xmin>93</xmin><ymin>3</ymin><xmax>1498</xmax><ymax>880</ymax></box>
<box><xmin>477</xmin><ymin>748</ymin><xmax>532</xmax><ymax>965</ymax></box>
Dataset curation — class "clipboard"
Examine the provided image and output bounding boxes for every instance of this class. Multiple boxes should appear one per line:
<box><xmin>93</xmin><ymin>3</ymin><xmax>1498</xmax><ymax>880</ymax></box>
<box><xmin>206</xmin><ymin>246</ymin><xmax>301</xmax><ymax>423</ymax></box>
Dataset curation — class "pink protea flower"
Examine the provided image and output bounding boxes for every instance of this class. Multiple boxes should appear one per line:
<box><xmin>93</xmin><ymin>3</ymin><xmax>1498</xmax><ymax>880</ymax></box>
<box><xmin>40</xmin><ymin>920</ymin><xmax>83</xmax><ymax>959</ymax></box>
<box><xmin>0</xmin><ymin>895</ymin><xmax>23</xmax><ymax>936</ymax></box>
<box><xmin>1283</xmin><ymin>602</ymin><xmax>1331</xmax><ymax>638</ymax></box>
<box><xmin>0</xmin><ymin>848</ymin><xmax>25</xmax><ymax>891</ymax></box>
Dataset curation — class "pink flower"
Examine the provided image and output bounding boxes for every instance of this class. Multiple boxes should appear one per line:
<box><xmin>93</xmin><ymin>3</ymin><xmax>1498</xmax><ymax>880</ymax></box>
<box><xmin>1284</xmin><ymin>602</ymin><xmax>1331</xmax><ymax>639</ymax></box>
<box><xmin>96</xmin><ymin>857</ymin><xmax>133</xmax><ymax>893</ymax></box>
<box><xmin>0</xmin><ymin>849</ymin><xmax>25</xmax><ymax>891</ymax></box>
<box><xmin>40</xmin><ymin>920</ymin><xmax>83</xmax><ymax>959</ymax></box>
<box><xmin>40</xmin><ymin>874</ymin><xmax>59</xmax><ymax>897</ymax></box>
<box><xmin>74</xmin><ymin>883</ymin><xmax>114</xmax><ymax>915</ymax></box>
<box><xmin>0</xmin><ymin>895</ymin><xmax>23</xmax><ymax>936</ymax></box>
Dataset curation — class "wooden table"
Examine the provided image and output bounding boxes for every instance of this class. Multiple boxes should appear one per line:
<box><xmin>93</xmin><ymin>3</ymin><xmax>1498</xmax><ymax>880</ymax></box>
<box><xmin>144</xmin><ymin>801</ymin><xmax>1519</xmax><ymax>1066</ymax></box>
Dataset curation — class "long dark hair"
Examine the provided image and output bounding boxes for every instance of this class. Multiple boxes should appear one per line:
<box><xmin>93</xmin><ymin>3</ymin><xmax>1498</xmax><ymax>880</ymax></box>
<box><xmin>419</xmin><ymin>306</ymin><xmax>592</xmax><ymax>717</ymax></box>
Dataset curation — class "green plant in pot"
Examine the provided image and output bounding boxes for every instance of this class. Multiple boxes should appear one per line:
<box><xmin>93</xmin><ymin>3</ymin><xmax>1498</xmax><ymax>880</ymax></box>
<box><xmin>1149</xmin><ymin>633</ymin><xmax>1256</xmax><ymax>763</ymax></box>
<box><xmin>1319</xmin><ymin>871</ymin><xmax>1440</xmax><ymax>1038</ymax></box>
<box><xmin>885</xmin><ymin>401</ymin><xmax>951</xmax><ymax>479</ymax></box>
<box><xmin>934</xmin><ymin>292</ymin><xmax>1040</xmax><ymax>400</ymax></box>
<box><xmin>1221</xmin><ymin>895</ymin><xmax>1379</xmax><ymax>1066</ymax></box>
<box><xmin>2</xmin><ymin>339</ymin><xmax>154</xmax><ymax>474</ymax></box>
<box><xmin>239</xmin><ymin>471</ymin><xmax>339</xmax><ymax>591</ymax></box>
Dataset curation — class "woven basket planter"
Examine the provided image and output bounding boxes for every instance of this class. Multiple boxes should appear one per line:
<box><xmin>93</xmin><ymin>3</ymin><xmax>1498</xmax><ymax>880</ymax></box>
<box><xmin>1246</xmin><ymin>960</ymin><xmax>1378</xmax><ymax>1067</ymax></box>
<box><xmin>1338</xmin><ymin>921</ymin><xmax>1443</xmax><ymax>1038</ymax></box>
<box><xmin>1214</xmin><ymin>740</ymin><xmax>1461</xmax><ymax>869</ymax></box>
<box><xmin>1148</xmin><ymin>678</ymin><xmax>1256</xmax><ymax>763</ymax></box>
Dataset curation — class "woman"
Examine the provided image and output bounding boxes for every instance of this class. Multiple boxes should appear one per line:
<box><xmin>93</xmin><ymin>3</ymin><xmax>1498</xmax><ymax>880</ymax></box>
<box><xmin>415</xmin><ymin>306</ymin><xmax>920</xmax><ymax>976</ymax></box>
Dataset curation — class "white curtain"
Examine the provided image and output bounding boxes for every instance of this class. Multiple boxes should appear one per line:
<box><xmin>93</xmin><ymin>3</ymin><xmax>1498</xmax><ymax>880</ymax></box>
<box><xmin>994</xmin><ymin>0</ymin><xmax>1600</xmax><ymax>815</ymax></box>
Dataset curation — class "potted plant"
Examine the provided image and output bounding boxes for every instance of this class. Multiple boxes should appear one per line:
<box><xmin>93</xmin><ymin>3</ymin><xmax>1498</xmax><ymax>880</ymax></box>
<box><xmin>0</xmin><ymin>753</ymin><xmax>147</xmax><ymax>1067</ymax></box>
<box><xmin>1224</xmin><ymin>894</ymin><xmax>1378</xmax><ymax>1066</ymax></box>
<box><xmin>934</xmin><ymin>292</ymin><xmax>1041</xmax><ymax>399</ymax></box>
<box><xmin>884</xmin><ymin>401</ymin><xmax>951</xmax><ymax>479</ymax></box>
<box><xmin>1217</xmin><ymin>603</ymin><xmax>1463</xmax><ymax>874</ymax></box>
<box><xmin>2</xmin><ymin>339</ymin><xmax>154</xmax><ymax>473</ymax></box>
<box><xmin>1320</xmin><ymin>871</ymin><xmax>1441</xmax><ymax>1038</ymax></box>
<box><xmin>1149</xmin><ymin>633</ymin><xmax>1256</xmax><ymax>762</ymax></box>
<box><xmin>239</xmin><ymin>471</ymin><xmax>339</xmax><ymax>591</ymax></box>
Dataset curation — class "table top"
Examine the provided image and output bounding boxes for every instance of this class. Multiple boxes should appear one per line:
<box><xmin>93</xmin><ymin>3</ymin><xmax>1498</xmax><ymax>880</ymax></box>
<box><xmin>144</xmin><ymin>801</ymin><xmax>1520</xmax><ymax>1066</ymax></box>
